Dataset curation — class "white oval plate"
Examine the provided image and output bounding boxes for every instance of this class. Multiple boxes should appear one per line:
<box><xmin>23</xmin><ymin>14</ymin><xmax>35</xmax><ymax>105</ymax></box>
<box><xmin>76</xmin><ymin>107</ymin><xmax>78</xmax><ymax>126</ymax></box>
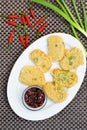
<box><xmin>7</xmin><ymin>33</ymin><xmax>86</xmax><ymax>121</ymax></box>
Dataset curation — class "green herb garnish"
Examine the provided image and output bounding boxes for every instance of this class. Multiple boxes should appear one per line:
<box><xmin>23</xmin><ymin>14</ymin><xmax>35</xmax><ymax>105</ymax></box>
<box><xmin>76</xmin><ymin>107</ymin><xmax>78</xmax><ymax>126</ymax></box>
<box><xmin>55</xmin><ymin>44</ymin><xmax>58</xmax><ymax>47</ymax></box>
<box><xmin>32</xmin><ymin>78</ymin><xmax>37</xmax><ymax>80</ymax></box>
<box><xmin>68</xmin><ymin>56</ymin><xmax>75</xmax><ymax>65</ymax></box>
<box><xmin>57</xmin><ymin>74</ymin><xmax>67</xmax><ymax>81</ymax></box>
<box><xmin>69</xmin><ymin>56</ymin><xmax>76</xmax><ymax>60</ymax></box>
<box><xmin>69</xmin><ymin>62</ymin><xmax>73</xmax><ymax>65</ymax></box>
<box><xmin>34</xmin><ymin>58</ymin><xmax>38</xmax><ymax>63</ymax></box>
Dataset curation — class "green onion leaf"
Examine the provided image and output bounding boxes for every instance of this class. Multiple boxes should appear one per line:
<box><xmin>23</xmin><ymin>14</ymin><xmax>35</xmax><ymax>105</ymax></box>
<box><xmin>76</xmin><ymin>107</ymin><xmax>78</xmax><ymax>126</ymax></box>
<box><xmin>61</xmin><ymin>0</ymin><xmax>78</xmax><ymax>25</ymax></box>
<box><xmin>56</xmin><ymin>0</ymin><xmax>68</xmax><ymax>15</ymax></box>
<box><xmin>72</xmin><ymin>0</ymin><xmax>84</xmax><ymax>29</ymax></box>
<box><xmin>70</xmin><ymin>26</ymin><xmax>79</xmax><ymax>40</ymax></box>
<box><xmin>32</xmin><ymin>0</ymin><xmax>87</xmax><ymax>56</ymax></box>
<box><xmin>56</xmin><ymin>0</ymin><xmax>80</xmax><ymax>42</ymax></box>
<box><xmin>32</xmin><ymin>0</ymin><xmax>87</xmax><ymax>37</ymax></box>
<box><xmin>80</xmin><ymin>0</ymin><xmax>87</xmax><ymax>32</ymax></box>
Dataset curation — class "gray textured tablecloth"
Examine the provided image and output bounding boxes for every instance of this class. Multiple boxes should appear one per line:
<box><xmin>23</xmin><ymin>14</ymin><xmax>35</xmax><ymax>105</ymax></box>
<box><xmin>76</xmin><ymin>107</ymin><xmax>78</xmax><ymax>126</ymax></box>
<box><xmin>0</xmin><ymin>0</ymin><xmax>87</xmax><ymax>129</ymax></box>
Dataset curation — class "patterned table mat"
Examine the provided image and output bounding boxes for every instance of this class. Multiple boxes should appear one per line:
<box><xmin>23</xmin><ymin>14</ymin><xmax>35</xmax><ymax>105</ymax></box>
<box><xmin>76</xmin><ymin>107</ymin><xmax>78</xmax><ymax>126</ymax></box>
<box><xmin>0</xmin><ymin>0</ymin><xmax>87</xmax><ymax>129</ymax></box>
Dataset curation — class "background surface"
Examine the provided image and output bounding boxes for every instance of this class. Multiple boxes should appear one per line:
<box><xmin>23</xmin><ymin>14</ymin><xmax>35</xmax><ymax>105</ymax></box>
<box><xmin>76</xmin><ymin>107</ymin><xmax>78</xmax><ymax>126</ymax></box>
<box><xmin>0</xmin><ymin>0</ymin><xmax>87</xmax><ymax>129</ymax></box>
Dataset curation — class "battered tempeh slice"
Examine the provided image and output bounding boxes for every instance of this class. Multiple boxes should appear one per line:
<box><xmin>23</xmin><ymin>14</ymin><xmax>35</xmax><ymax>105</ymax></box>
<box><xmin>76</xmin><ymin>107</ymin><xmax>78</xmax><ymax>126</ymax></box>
<box><xmin>20</xmin><ymin>66</ymin><xmax>45</xmax><ymax>86</ymax></box>
<box><xmin>60</xmin><ymin>47</ymin><xmax>84</xmax><ymax>70</ymax></box>
<box><xmin>48</xmin><ymin>35</ymin><xmax>65</xmax><ymax>61</ymax></box>
<box><xmin>51</xmin><ymin>68</ymin><xmax>78</xmax><ymax>88</ymax></box>
<box><xmin>30</xmin><ymin>49</ymin><xmax>52</xmax><ymax>72</ymax></box>
<box><xmin>43</xmin><ymin>82</ymin><xmax>68</xmax><ymax>102</ymax></box>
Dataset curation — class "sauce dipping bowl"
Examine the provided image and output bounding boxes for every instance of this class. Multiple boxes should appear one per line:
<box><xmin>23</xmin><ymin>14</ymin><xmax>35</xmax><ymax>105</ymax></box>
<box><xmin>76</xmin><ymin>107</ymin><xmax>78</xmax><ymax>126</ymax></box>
<box><xmin>22</xmin><ymin>86</ymin><xmax>47</xmax><ymax>111</ymax></box>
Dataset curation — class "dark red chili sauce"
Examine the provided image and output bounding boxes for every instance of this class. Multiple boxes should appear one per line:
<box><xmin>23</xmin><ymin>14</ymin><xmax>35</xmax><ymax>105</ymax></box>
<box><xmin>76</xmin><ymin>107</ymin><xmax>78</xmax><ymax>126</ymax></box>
<box><xmin>24</xmin><ymin>87</ymin><xmax>45</xmax><ymax>108</ymax></box>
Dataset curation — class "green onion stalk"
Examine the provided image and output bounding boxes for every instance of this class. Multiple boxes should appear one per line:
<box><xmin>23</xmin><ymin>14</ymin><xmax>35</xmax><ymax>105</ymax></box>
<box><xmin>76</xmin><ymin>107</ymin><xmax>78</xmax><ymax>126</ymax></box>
<box><xmin>32</xmin><ymin>0</ymin><xmax>87</xmax><ymax>56</ymax></box>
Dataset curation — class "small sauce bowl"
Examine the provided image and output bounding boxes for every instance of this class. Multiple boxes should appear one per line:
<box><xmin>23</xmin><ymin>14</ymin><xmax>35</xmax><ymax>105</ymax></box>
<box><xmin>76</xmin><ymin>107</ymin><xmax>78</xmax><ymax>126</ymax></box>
<box><xmin>22</xmin><ymin>86</ymin><xmax>47</xmax><ymax>111</ymax></box>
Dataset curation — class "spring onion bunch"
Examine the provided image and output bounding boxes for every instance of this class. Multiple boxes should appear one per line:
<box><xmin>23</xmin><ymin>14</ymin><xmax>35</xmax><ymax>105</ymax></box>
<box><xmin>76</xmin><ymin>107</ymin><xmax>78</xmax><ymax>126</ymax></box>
<box><xmin>32</xmin><ymin>0</ymin><xmax>87</xmax><ymax>56</ymax></box>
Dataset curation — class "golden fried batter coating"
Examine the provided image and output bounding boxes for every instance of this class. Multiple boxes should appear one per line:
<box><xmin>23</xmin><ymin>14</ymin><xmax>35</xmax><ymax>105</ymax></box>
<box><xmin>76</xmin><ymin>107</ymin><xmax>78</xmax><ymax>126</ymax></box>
<box><xmin>43</xmin><ymin>82</ymin><xmax>68</xmax><ymax>102</ymax></box>
<box><xmin>30</xmin><ymin>49</ymin><xmax>52</xmax><ymax>72</ymax></box>
<box><xmin>48</xmin><ymin>36</ymin><xmax>65</xmax><ymax>61</ymax></box>
<box><xmin>20</xmin><ymin>66</ymin><xmax>45</xmax><ymax>86</ymax></box>
<box><xmin>60</xmin><ymin>47</ymin><xmax>84</xmax><ymax>70</ymax></box>
<box><xmin>51</xmin><ymin>68</ymin><xmax>78</xmax><ymax>88</ymax></box>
